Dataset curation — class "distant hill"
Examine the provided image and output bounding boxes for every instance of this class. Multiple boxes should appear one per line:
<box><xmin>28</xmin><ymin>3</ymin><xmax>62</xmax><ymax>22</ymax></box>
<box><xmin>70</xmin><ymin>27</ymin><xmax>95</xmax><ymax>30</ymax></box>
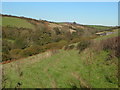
<box><xmin>1</xmin><ymin>14</ymin><xmax>117</xmax><ymax>61</ymax></box>
<box><xmin>1</xmin><ymin>14</ymin><xmax>114</xmax><ymax>32</ymax></box>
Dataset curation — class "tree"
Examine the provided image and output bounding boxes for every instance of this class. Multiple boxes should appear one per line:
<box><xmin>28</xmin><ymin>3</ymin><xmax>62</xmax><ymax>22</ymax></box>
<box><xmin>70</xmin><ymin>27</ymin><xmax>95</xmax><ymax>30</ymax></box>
<box><xmin>73</xmin><ymin>22</ymin><xmax>76</xmax><ymax>24</ymax></box>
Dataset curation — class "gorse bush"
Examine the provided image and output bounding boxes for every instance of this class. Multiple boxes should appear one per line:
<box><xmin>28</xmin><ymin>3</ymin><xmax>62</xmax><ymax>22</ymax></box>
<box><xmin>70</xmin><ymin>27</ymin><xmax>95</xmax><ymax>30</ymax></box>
<box><xmin>2</xmin><ymin>53</ymin><xmax>11</xmax><ymax>61</ymax></box>
<box><xmin>93</xmin><ymin>36</ymin><xmax>120</xmax><ymax>60</ymax></box>
<box><xmin>68</xmin><ymin>45</ymin><xmax>75</xmax><ymax>50</ymax></box>
<box><xmin>77</xmin><ymin>40</ymin><xmax>91</xmax><ymax>53</ymax></box>
<box><xmin>100</xmin><ymin>36</ymin><xmax>120</xmax><ymax>58</ymax></box>
<box><xmin>63</xmin><ymin>45</ymin><xmax>69</xmax><ymax>50</ymax></box>
<box><xmin>18</xmin><ymin>40</ymin><xmax>67</xmax><ymax>58</ymax></box>
<box><xmin>43</xmin><ymin>40</ymin><xmax>68</xmax><ymax>50</ymax></box>
<box><xmin>70</xmin><ymin>38</ymin><xmax>81</xmax><ymax>44</ymax></box>
<box><xmin>20</xmin><ymin>45</ymin><xmax>44</xmax><ymax>57</ymax></box>
<box><xmin>9</xmin><ymin>49</ymin><xmax>22</xmax><ymax>60</ymax></box>
<box><xmin>14</xmin><ymin>38</ymin><xmax>28</xmax><ymax>49</ymax></box>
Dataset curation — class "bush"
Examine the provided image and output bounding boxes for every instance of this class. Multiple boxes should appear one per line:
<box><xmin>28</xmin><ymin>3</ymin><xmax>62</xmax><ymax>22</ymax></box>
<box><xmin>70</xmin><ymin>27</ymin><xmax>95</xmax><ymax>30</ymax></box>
<box><xmin>2</xmin><ymin>39</ymin><xmax>12</xmax><ymax>53</ymax></box>
<box><xmin>2</xmin><ymin>53</ymin><xmax>11</xmax><ymax>61</ymax></box>
<box><xmin>69</xmin><ymin>45</ymin><xmax>75</xmax><ymax>49</ymax></box>
<box><xmin>70</xmin><ymin>38</ymin><xmax>81</xmax><ymax>44</ymax></box>
<box><xmin>20</xmin><ymin>45</ymin><xmax>44</xmax><ymax>57</ymax></box>
<box><xmin>14</xmin><ymin>38</ymin><xmax>28</xmax><ymax>49</ymax></box>
<box><xmin>64</xmin><ymin>45</ymin><xmax>69</xmax><ymax>50</ymax></box>
<box><xmin>93</xmin><ymin>36</ymin><xmax>120</xmax><ymax>59</ymax></box>
<box><xmin>43</xmin><ymin>40</ymin><xmax>68</xmax><ymax>50</ymax></box>
<box><xmin>77</xmin><ymin>40</ymin><xmax>91</xmax><ymax>52</ymax></box>
<box><xmin>9</xmin><ymin>49</ymin><xmax>22</xmax><ymax>60</ymax></box>
<box><xmin>100</xmin><ymin>36</ymin><xmax>120</xmax><ymax>58</ymax></box>
<box><xmin>57</xmin><ymin>40</ymin><xmax>68</xmax><ymax>48</ymax></box>
<box><xmin>53</xmin><ymin>27</ymin><xmax>61</xmax><ymax>35</ymax></box>
<box><xmin>43</xmin><ymin>43</ymin><xmax>58</xmax><ymax>50</ymax></box>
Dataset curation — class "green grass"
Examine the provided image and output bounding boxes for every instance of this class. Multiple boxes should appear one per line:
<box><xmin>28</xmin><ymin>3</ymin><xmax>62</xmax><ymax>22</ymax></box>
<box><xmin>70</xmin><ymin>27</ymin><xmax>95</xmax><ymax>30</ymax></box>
<box><xmin>3</xmin><ymin>49</ymin><xmax>118</xmax><ymax>88</ymax></box>
<box><xmin>87</xmin><ymin>25</ymin><xmax>112</xmax><ymax>30</ymax></box>
<box><xmin>80</xmin><ymin>49</ymin><xmax>118</xmax><ymax>88</ymax></box>
<box><xmin>1</xmin><ymin>17</ymin><xmax>35</xmax><ymax>29</ymax></box>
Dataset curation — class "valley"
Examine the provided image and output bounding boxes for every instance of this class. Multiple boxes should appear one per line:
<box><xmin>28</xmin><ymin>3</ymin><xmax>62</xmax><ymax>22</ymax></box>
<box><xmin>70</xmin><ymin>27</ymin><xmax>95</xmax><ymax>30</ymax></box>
<box><xmin>1</xmin><ymin>14</ymin><xmax>119</xmax><ymax>88</ymax></box>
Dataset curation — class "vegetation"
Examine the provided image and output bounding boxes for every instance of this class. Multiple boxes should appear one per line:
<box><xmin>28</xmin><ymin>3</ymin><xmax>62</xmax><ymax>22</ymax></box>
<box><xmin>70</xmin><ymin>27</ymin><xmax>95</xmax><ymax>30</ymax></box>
<box><xmin>2</xmin><ymin>36</ymin><xmax>119</xmax><ymax>88</ymax></box>
<box><xmin>86</xmin><ymin>25</ymin><xmax>112</xmax><ymax>31</ymax></box>
<box><xmin>2</xmin><ymin>17</ymin><xmax>35</xmax><ymax>29</ymax></box>
<box><xmin>1</xmin><ymin>14</ymin><xmax>120</xmax><ymax>88</ymax></box>
<box><xmin>2</xmin><ymin>14</ymin><xmax>108</xmax><ymax>61</ymax></box>
<box><xmin>77</xmin><ymin>40</ymin><xmax>91</xmax><ymax>53</ymax></box>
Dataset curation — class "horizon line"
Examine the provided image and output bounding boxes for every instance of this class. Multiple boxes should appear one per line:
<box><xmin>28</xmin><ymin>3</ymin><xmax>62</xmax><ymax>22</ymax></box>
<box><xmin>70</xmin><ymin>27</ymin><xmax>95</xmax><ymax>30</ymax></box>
<box><xmin>1</xmin><ymin>13</ymin><xmax>118</xmax><ymax>27</ymax></box>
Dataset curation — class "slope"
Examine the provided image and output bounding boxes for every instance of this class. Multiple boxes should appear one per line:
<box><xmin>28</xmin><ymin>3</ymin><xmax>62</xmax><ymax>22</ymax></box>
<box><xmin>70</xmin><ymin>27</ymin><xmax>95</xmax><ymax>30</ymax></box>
<box><xmin>2</xmin><ymin>32</ymin><xmax>119</xmax><ymax>88</ymax></box>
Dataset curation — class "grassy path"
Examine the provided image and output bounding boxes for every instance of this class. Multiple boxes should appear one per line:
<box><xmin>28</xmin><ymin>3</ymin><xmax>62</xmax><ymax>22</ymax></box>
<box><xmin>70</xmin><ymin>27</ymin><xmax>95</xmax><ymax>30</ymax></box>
<box><xmin>2</xmin><ymin>48</ymin><xmax>118</xmax><ymax>88</ymax></box>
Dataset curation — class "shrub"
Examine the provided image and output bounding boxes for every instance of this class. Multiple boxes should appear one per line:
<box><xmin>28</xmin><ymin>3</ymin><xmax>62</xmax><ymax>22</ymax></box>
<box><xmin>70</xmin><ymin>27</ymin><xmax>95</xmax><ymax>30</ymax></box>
<box><xmin>73</xmin><ymin>22</ymin><xmax>76</xmax><ymax>24</ymax></box>
<box><xmin>14</xmin><ymin>38</ymin><xmax>28</xmax><ymax>49</ymax></box>
<box><xmin>57</xmin><ymin>40</ymin><xmax>68</xmax><ymax>48</ymax></box>
<box><xmin>43</xmin><ymin>40</ymin><xmax>68</xmax><ymax>50</ymax></box>
<box><xmin>93</xmin><ymin>36</ymin><xmax>120</xmax><ymax>58</ymax></box>
<box><xmin>77</xmin><ymin>40</ymin><xmax>91</xmax><ymax>53</ymax></box>
<box><xmin>70</xmin><ymin>38</ymin><xmax>81</xmax><ymax>44</ymax></box>
<box><xmin>43</xmin><ymin>43</ymin><xmax>58</xmax><ymax>50</ymax></box>
<box><xmin>2</xmin><ymin>53</ymin><xmax>11</xmax><ymax>61</ymax></box>
<box><xmin>69</xmin><ymin>45</ymin><xmax>75</xmax><ymax>49</ymax></box>
<box><xmin>67</xmin><ymin>45</ymin><xmax>75</xmax><ymax>50</ymax></box>
<box><xmin>20</xmin><ymin>45</ymin><xmax>44</xmax><ymax>57</ymax></box>
<box><xmin>2</xmin><ymin>39</ymin><xmax>12</xmax><ymax>53</ymax></box>
<box><xmin>53</xmin><ymin>27</ymin><xmax>61</xmax><ymax>35</ymax></box>
<box><xmin>9</xmin><ymin>49</ymin><xmax>22</xmax><ymax>60</ymax></box>
<box><xmin>100</xmin><ymin>36</ymin><xmax>120</xmax><ymax>58</ymax></box>
<box><xmin>64</xmin><ymin>45</ymin><xmax>69</xmax><ymax>50</ymax></box>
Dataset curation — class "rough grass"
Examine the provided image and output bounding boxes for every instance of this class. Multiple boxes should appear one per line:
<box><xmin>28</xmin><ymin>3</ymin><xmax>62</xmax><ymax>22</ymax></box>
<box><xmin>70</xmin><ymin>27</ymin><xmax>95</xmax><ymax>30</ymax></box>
<box><xmin>87</xmin><ymin>25</ymin><xmax>112</xmax><ymax>30</ymax></box>
<box><xmin>2</xmin><ymin>17</ymin><xmax>35</xmax><ymax>29</ymax></box>
<box><xmin>2</xmin><ymin>49</ymin><xmax>118</xmax><ymax>88</ymax></box>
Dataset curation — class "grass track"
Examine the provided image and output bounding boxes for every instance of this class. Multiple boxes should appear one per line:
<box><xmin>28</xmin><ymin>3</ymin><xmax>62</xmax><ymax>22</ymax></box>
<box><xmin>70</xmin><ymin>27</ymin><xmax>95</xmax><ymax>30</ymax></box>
<box><xmin>3</xmin><ymin>49</ymin><xmax>118</xmax><ymax>88</ymax></box>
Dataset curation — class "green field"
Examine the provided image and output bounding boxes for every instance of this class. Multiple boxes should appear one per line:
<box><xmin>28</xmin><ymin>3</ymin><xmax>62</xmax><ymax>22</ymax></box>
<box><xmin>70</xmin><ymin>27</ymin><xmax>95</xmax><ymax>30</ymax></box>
<box><xmin>87</xmin><ymin>25</ymin><xmax>112</xmax><ymax>30</ymax></box>
<box><xmin>1</xmin><ymin>17</ymin><xmax>35</xmax><ymax>29</ymax></box>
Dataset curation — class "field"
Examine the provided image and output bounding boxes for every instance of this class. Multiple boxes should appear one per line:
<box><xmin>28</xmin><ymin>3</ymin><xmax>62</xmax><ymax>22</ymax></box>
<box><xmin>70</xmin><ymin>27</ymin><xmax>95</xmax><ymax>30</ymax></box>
<box><xmin>1</xmin><ymin>17</ymin><xmax>35</xmax><ymax>29</ymax></box>
<box><xmin>86</xmin><ymin>25</ymin><xmax>112</xmax><ymax>31</ymax></box>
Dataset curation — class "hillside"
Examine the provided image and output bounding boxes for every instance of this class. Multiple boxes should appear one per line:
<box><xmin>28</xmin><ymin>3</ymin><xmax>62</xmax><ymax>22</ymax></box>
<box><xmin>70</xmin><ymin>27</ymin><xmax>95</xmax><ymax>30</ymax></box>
<box><xmin>1</xmin><ymin>14</ymin><xmax>117</xmax><ymax>62</ymax></box>
<box><xmin>2</xmin><ymin>33</ymin><xmax>119</xmax><ymax>88</ymax></box>
<box><xmin>1</xmin><ymin>14</ymin><xmax>120</xmax><ymax>88</ymax></box>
